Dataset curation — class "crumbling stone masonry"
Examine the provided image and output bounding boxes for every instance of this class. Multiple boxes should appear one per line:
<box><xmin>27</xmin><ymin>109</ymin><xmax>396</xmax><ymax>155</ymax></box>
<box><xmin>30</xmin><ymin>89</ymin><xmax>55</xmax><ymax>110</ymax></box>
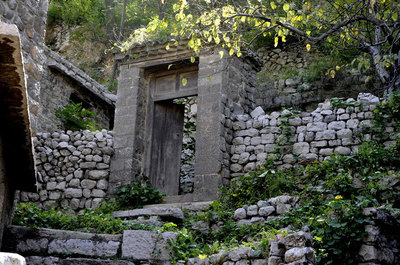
<box><xmin>110</xmin><ymin>42</ymin><xmax>261</xmax><ymax>201</ymax></box>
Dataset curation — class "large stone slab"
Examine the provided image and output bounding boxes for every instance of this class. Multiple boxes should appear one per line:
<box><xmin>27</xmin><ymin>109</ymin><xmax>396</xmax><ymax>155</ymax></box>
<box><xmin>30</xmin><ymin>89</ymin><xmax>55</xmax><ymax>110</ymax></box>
<box><xmin>3</xmin><ymin>226</ymin><xmax>122</xmax><ymax>257</ymax></box>
<box><xmin>60</xmin><ymin>258</ymin><xmax>135</xmax><ymax>265</ymax></box>
<box><xmin>112</xmin><ymin>207</ymin><xmax>184</xmax><ymax>220</ymax></box>
<box><xmin>121</xmin><ymin>230</ymin><xmax>176</xmax><ymax>261</ymax></box>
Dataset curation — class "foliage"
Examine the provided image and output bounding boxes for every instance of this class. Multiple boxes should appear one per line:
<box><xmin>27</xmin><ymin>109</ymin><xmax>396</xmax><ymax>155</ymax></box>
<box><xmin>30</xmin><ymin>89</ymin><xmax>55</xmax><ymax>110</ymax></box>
<box><xmin>123</xmin><ymin>0</ymin><xmax>400</xmax><ymax>93</ymax></box>
<box><xmin>220</xmin><ymin>159</ymin><xmax>298</xmax><ymax>209</ymax></box>
<box><xmin>55</xmin><ymin>101</ymin><xmax>100</xmax><ymax>131</ymax></box>
<box><xmin>369</xmin><ymin>91</ymin><xmax>400</xmax><ymax>142</ymax></box>
<box><xmin>48</xmin><ymin>0</ymin><xmax>106</xmax><ymax>40</ymax></box>
<box><xmin>115</xmin><ymin>175</ymin><xmax>165</xmax><ymax>209</ymax></box>
<box><xmin>13</xmin><ymin>202</ymin><xmax>147</xmax><ymax>234</ymax></box>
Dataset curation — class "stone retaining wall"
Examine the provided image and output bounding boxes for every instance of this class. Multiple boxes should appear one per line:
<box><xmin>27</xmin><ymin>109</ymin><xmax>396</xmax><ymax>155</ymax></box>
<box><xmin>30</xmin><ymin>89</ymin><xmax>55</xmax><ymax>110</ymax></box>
<box><xmin>229</xmin><ymin>93</ymin><xmax>396</xmax><ymax>177</ymax></box>
<box><xmin>3</xmin><ymin>226</ymin><xmax>175</xmax><ymax>265</ymax></box>
<box><xmin>186</xmin><ymin>231</ymin><xmax>315</xmax><ymax>265</ymax></box>
<box><xmin>233</xmin><ymin>196</ymin><xmax>299</xmax><ymax>225</ymax></box>
<box><xmin>19</xmin><ymin>130</ymin><xmax>113</xmax><ymax>211</ymax></box>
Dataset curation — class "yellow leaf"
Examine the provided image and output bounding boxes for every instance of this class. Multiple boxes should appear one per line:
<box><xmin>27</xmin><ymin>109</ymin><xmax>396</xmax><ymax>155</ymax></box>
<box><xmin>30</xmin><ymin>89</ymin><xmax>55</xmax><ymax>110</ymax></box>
<box><xmin>168</xmin><ymin>64</ymin><xmax>173</xmax><ymax>70</ymax></box>
<box><xmin>282</xmin><ymin>36</ymin><xmax>286</xmax><ymax>42</ymax></box>
<box><xmin>165</xmin><ymin>43</ymin><xmax>170</xmax><ymax>50</ymax></box>
<box><xmin>182</xmin><ymin>78</ymin><xmax>188</xmax><ymax>86</ymax></box>
<box><xmin>336</xmin><ymin>65</ymin><xmax>341</xmax><ymax>71</ymax></box>
<box><xmin>237</xmin><ymin>51</ymin><xmax>242</xmax><ymax>57</ymax></box>
<box><xmin>199</xmin><ymin>254</ymin><xmax>207</xmax><ymax>260</ymax></box>
<box><xmin>270</xmin><ymin>2</ymin><xmax>277</xmax><ymax>9</ymax></box>
<box><xmin>229</xmin><ymin>48</ymin><xmax>234</xmax><ymax>56</ymax></box>
<box><xmin>283</xmin><ymin>3</ymin><xmax>290</xmax><ymax>12</ymax></box>
<box><xmin>306</xmin><ymin>30</ymin><xmax>311</xmax><ymax>35</ymax></box>
<box><xmin>219</xmin><ymin>50</ymin><xmax>224</xmax><ymax>58</ymax></box>
<box><xmin>190</xmin><ymin>56</ymin><xmax>196</xmax><ymax>63</ymax></box>
<box><xmin>306</xmin><ymin>43</ymin><xmax>311</xmax><ymax>51</ymax></box>
<box><xmin>274</xmin><ymin>37</ymin><xmax>279</xmax><ymax>47</ymax></box>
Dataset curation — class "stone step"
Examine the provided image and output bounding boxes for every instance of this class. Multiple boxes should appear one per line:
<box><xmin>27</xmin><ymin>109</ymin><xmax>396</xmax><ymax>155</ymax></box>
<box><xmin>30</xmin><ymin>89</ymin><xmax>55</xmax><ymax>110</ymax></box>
<box><xmin>112</xmin><ymin>207</ymin><xmax>185</xmax><ymax>222</ymax></box>
<box><xmin>144</xmin><ymin>201</ymin><xmax>213</xmax><ymax>212</ymax></box>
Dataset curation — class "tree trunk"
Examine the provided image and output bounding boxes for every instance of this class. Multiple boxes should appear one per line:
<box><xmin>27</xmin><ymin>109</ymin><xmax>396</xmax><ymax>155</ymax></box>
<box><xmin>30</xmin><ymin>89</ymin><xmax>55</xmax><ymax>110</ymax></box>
<box><xmin>110</xmin><ymin>0</ymin><xmax>127</xmax><ymax>85</ymax></box>
<box><xmin>105</xmin><ymin>0</ymin><xmax>116</xmax><ymax>42</ymax></box>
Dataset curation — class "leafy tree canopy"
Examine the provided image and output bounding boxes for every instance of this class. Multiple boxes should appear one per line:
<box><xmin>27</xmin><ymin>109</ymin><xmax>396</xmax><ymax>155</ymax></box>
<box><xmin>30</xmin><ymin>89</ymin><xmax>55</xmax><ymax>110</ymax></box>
<box><xmin>122</xmin><ymin>0</ymin><xmax>400</xmax><ymax>94</ymax></box>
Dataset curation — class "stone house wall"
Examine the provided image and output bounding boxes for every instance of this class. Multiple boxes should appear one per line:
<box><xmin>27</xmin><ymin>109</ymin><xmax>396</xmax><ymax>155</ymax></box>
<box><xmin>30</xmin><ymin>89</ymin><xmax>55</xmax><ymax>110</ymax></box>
<box><xmin>19</xmin><ymin>130</ymin><xmax>114</xmax><ymax>211</ymax></box>
<box><xmin>0</xmin><ymin>0</ymin><xmax>115</xmax><ymax>133</ymax></box>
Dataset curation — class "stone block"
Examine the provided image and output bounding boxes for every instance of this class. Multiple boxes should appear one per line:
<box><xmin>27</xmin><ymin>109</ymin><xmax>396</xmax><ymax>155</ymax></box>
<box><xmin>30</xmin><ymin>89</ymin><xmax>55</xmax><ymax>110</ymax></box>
<box><xmin>315</xmin><ymin>130</ymin><xmax>336</xmax><ymax>140</ymax></box>
<box><xmin>259</xmin><ymin>206</ymin><xmax>275</xmax><ymax>217</ymax></box>
<box><xmin>121</xmin><ymin>230</ymin><xmax>176</xmax><ymax>261</ymax></box>
<box><xmin>284</xmin><ymin>247</ymin><xmax>315</xmax><ymax>263</ymax></box>
<box><xmin>328</xmin><ymin>121</ymin><xmax>346</xmax><ymax>130</ymax></box>
<box><xmin>48</xmin><ymin>239</ymin><xmax>120</xmax><ymax>257</ymax></box>
<box><xmin>359</xmin><ymin>244</ymin><xmax>378</xmax><ymax>261</ymax></box>
<box><xmin>87</xmin><ymin>170</ymin><xmax>108</xmax><ymax>180</ymax></box>
<box><xmin>228</xmin><ymin>247</ymin><xmax>254</xmax><ymax>261</ymax></box>
<box><xmin>250</xmin><ymin>106</ymin><xmax>265</xmax><ymax>118</ymax></box>
<box><xmin>293</xmin><ymin>142</ymin><xmax>309</xmax><ymax>155</ymax></box>
<box><xmin>65</xmin><ymin>188</ymin><xmax>83</xmax><ymax>199</ymax></box>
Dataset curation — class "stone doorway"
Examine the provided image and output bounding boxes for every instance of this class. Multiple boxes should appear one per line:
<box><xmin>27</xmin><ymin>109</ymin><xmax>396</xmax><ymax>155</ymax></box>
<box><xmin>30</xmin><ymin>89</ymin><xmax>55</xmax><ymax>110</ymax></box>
<box><xmin>144</xmin><ymin>66</ymin><xmax>198</xmax><ymax>196</ymax></box>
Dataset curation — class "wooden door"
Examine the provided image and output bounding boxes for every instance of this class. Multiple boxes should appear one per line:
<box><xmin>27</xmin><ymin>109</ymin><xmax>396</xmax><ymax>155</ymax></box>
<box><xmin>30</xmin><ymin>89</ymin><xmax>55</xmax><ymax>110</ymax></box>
<box><xmin>149</xmin><ymin>101</ymin><xmax>184</xmax><ymax>195</ymax></box>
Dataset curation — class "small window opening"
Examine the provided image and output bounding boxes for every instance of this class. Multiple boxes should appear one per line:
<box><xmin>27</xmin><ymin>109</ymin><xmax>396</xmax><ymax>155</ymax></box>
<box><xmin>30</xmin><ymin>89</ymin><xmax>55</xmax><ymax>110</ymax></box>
<box><xmin>70</xmin><ymin>93</ymin><xmax>92</xmax><ymax>109</ymax></box>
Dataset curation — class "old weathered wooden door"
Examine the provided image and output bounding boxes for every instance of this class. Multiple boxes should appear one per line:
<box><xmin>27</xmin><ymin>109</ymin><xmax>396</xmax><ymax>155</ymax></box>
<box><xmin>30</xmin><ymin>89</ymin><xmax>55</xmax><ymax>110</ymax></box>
<box><xmin>149</xmin><ymin>100</ymin><xmax>184</xmax><ymax>195</ymax></box>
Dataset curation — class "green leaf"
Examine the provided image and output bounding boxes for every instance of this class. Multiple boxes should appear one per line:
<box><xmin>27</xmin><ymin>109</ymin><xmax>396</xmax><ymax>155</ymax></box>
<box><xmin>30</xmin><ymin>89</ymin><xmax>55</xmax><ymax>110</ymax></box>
<box><xmin>182</xmin><ymin>78</ymin><xmax>188</xmax><ymax>86</ymax></box>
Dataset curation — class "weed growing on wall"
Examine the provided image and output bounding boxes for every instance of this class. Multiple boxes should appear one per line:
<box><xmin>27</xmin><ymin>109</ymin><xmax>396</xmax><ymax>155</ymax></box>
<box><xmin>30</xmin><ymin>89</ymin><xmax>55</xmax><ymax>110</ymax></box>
<box><xmin>13</xmin><ymin>202</ymin><xmax>149</xmax><ymax>234</ymax></box>
<box><xmin>115</xmin><ymin>175</ymin><xmax>164</xmax><ymax>209</ymax></box>
<box><xmin>55</xmin><ymin>101</ymin><xmax>100</xmax><ymax>131</ymax></box>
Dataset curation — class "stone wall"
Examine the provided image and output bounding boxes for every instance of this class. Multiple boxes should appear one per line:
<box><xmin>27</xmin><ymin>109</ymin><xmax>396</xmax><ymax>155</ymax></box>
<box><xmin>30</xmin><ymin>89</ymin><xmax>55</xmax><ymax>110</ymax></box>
<box><xmin>186</xmin><ymin>231</ymin><xmax>315</xmax><ymax>265</ymax></box>
<box><xmin>40</xmin><ymin>47</ymin><xmax>116</xmax><ymax>131</ymax></box>
<box><xmin>255</xmin><ymin>46</ymin><xmax>381</xmax><ymax>111</ymax></box>
<box><xmin>19</xmin><ymin>130</ymin><xmax>114</xmax><ymax>211</ymax></box>
<box><xmin>229</xmin><ymin>93</ymin><xmax>395</xmax><ymax>176</ymax></box>
<box><xmin>360</xmin><ymin>208</ymin><xmax>400</xmax><ymax>264</ymax></box>
<box><xmin>3</xmin><ymin>226</ymin><xmax>175</xmax><ymax>265</ymax></box>
<box><xmin>233</xmin><ymin>196</ymin><xmax>299</xmax><ymax>225</ymax></box>
<box><xmin>0</xmin><ymin>0</ymin><xmax>49</xmax><ymax>132</ymax></box>
<box><xmin>0</xmin><ymin>0</ymin><xmax>115</xmax><ymax>133</ymax></box>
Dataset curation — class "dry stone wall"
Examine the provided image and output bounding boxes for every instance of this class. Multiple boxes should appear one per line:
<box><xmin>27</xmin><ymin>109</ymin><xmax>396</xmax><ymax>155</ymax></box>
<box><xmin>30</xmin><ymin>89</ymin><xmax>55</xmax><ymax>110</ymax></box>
<box><xmin>229</xmin><ymin>93</ymin><xmax>395</xmax><ymax>176</ymax></box>
<box><xmin>19</xmin><ymin>130</ymin><xmax>113</xmax><ymax>211</ymax></box>
<box><xmin>233</xmin><ymin>196</ymin><xmax>299</xmax><ymax>226</ymax></box>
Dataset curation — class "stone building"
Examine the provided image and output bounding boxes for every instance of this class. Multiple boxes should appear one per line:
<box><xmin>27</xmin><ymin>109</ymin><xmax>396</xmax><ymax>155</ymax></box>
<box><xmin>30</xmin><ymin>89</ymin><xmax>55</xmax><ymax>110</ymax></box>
<box><xmin>110</xmin><ymin>41</ymin><xmax>262</xmax><ymax>201</ymax></box>
<box><xmin>0</xmin><ymin>22</ymin><xmax>36</xmax><ymax>249</ymax></box>
<box><xmin>0</xmin><ymin>0</ymin><xmax>116</xmax><ymax>133</ymax></box>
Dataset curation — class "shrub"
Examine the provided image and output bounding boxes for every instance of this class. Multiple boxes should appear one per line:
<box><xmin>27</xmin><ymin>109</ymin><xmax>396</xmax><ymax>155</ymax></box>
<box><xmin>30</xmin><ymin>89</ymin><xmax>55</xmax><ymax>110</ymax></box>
<box><xmin>12</xmin><ymin>202</ymin><xmax>146</xmax><ymax>234</ymax></box>
<box><xmin>55</xmin><ymin>101</ymin><xmax>100</xmax><ymax>131</ymax></box>
<box><xmin>115</xmin><ymin>175</ymin><xmax>165</xmax><ymax>209</ymax></box>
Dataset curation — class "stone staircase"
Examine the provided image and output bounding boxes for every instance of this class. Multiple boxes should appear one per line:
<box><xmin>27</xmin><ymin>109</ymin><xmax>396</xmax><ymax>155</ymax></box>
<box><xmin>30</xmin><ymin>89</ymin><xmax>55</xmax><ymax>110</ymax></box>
<box><xmin>112</xmin><ymin>201</ymin><xmax>212</xmax><ymax>227</ymax></box>
<box><xmin>2</xmin><ymin>201</ymin><xmax>213</xmax><ymax>265</ymax></box>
